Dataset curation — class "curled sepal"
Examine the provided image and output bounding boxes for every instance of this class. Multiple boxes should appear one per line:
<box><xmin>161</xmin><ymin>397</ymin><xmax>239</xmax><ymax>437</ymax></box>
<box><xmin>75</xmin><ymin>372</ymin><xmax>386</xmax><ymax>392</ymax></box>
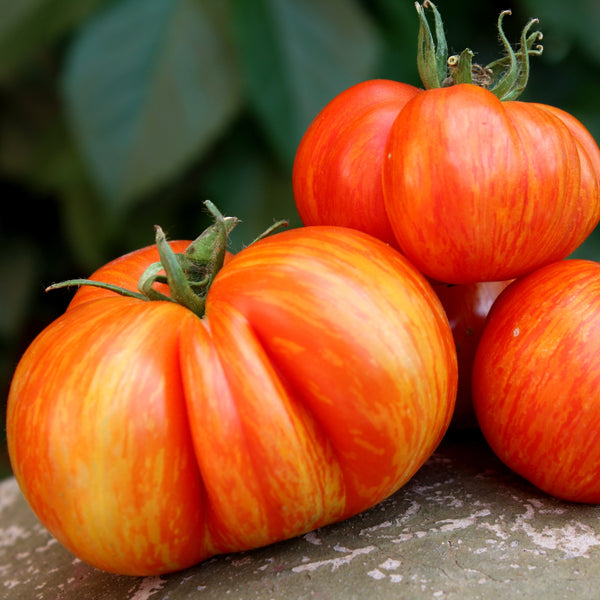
<box><xmin>486</xmin><ymin>15</ymin><xmax>543</xmax><ymax>100</ymax></box>
<box><xmin>46</xmin><ymin>200</ymin><xmax>288</xmax><ymax>319</ymax></box>
<box><xmin>416</xmin><ymin>0</ymin><xmax>448</xmax><ymax>89</ymax></box>
<box><xmin>45</xmin><ymin>279</ymin><xmax>148</xmax><ymax>300</ymax></box>
<box><xmin>414</xmin><ymin>3</ymin><xmax>542</xmax><ymax>100</ymax></box>
<box><xmin>137</xmin><ymin>261</ymin><xmax>177</xmax><ymax>303</ymax></box>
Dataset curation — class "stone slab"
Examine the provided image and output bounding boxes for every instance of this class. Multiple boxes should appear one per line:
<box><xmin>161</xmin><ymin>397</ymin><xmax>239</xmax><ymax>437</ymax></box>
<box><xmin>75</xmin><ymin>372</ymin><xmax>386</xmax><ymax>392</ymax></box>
<box><xmin>2</xmin><ymin>431</ymin><xmax>599</xmax><ymax>599</ymax></box>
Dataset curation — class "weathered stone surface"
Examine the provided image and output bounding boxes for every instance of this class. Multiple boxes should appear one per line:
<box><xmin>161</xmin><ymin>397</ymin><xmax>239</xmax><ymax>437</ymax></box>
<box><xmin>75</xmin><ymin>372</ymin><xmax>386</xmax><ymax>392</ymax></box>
<box><xmin>2</xmin><ymin>431</ymin><xmax>600</xmax><ymax>599</ymax></box>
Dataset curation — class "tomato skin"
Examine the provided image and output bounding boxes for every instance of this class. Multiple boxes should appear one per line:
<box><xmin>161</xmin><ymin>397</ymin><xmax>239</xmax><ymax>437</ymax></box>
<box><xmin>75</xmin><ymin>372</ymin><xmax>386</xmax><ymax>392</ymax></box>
<box><xmin>434</xmin><ymin>280</ymin><xmax>511</xmax><ymax>428</ymax></box>
<box><xmin>383</xmin><ymin>84</ymin><xmax>600</xmax><ymax>284</ymax></box>
<box><xmin>293</xmin><ymin>79</ymin><xmax>420</xmax><ymax>246</ymax></box>
<box><xmin>472</xmin><ymin>260</ymin><xmax>600</xmax><ymax>502</ymax></box>
<box><xmin>7</xmin><ymin>299</ymin><xmax>208</xmax><ymax>574</ymax></box>
<box><xmin>7</xmin><ymin>227</ymin><xmax>457</xmax><ymax>575</ymax></box>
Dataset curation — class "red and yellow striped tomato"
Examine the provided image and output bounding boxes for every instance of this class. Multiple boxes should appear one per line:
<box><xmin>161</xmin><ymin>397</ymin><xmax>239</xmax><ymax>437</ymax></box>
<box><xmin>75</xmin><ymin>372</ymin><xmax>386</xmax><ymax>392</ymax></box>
<box><xmin>7</xmin><ymin>225</ymin><xmax>457</xmax><ymax>576</ymax></box>
<box><xmin>293</xmin><ymin>5</ymin><xmax>600</xmax><ymax>285</ymax></box>
<box><xmin>295</xmin><ymin>79</ymin><xmax>600</xmax><ymax>286</ymax></box>
<box><xmin>472</xmin><ymin>259</ymin><xmax>600</xmax><ymax>502</ymax></box>
<box><xmin>383</xmin><ymin>84</ymin><xmax>600</xmax><ymax>283</ymax></box>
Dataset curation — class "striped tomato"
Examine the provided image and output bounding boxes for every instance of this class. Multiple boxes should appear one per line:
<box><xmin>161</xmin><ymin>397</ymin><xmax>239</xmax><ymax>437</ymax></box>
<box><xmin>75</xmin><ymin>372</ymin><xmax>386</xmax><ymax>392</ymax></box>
<box><xmin>472</xmin><ymin>259</ymin><xmax>600</xmax><ymax>502</ymax></box>
<box><xmin>382</xmin><ymin>84</ymin><xmax>600</xmax><ymax>283</ymax></box>
<box><xmin>7</xmin><ymin>205</ymin><xmax>457</xmax><ymax>575</ymax></box>
<box><xmin>294</xmin><ymin>3</ymin><xmax>600</xmax><ymax>284</ymax></box>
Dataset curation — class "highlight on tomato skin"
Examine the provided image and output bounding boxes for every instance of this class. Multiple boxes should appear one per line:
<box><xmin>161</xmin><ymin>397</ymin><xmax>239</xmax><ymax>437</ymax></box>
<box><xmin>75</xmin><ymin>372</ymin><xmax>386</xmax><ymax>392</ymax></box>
<box><xmin>6</xmin><ymin>223</ymin><xmax>458</xmax><ymax>576</ymax></box>
<box><xmin>472</xmin><ymin>259</ymin><xmax>600</xmax><ymax>503</ymax></box>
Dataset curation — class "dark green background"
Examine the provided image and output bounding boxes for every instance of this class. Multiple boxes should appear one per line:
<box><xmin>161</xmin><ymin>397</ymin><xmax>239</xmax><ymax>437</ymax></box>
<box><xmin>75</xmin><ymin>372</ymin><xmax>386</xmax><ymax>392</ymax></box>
<box><xmin>2</xmin><ymin>0</ymin><xmax>600</xmax><ymax>479</ymax></box>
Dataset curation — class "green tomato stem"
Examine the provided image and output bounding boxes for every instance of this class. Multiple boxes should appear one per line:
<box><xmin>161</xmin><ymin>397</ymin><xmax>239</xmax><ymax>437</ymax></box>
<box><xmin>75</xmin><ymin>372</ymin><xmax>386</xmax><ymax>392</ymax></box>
<box><xmin>446</xmin><ymin>49</ymin><xmax>475</xmax><ymax>86</ymax></box>
<box><xmin>153</xmin><ymin>225</ymin><xmax>207</xmax><ymax>317</ymax></box>
<box><xmin>415</xmin><ymin>1</ymin><xmax>543</xmax><ymax>100</ymax></box>
<box><xmin>46</xmin><ymin>201</ymin><xmax>288</xmax><ymax>319</ymax></box>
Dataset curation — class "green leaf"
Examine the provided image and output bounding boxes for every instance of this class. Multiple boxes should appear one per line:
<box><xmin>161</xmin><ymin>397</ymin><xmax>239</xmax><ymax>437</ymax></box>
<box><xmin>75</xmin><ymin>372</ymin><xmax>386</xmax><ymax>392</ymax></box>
<box><xmin>62</xmin><ymin>0</ymin><xmax>242</xmax><ymax>212</ymax></box>
<box><xmin>366</xmin><ymin>0</ymin><xmax>419</xmax><ymax>84</ymax></box>
<box><xmin>0</xmin><ymin>0</ymin><xmax>108</xmax><ymax>81</ymax></box>
<box><xmin>229</xmin><ymin>0</ymin><xmax>381</xmax><ymax>167</ymax></box>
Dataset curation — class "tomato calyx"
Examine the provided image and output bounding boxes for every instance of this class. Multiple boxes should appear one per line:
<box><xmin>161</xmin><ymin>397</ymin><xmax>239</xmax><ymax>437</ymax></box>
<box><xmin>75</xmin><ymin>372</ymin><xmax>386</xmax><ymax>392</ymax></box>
<box><xmin>135</xmin><ymin>204</ymin><xmax>239</xmax><ymax>316</ymax></box>
<box><xmin>47</xmin><ymin>201</ymin><xmax>288</xmax><ymax>318</ymax></box>
<box><xmin>416</xmin><ymin>1</ymin><xmax>543</xmax><ymax>100</ymax></box>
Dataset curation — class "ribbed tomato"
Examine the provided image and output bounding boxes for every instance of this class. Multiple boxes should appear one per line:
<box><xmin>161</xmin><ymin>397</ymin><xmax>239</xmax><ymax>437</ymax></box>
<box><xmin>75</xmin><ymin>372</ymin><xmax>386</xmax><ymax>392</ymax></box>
<box><xmin>383</xmin><ymin>85</ymin><xmax>600</xmax><ymax>283</ymax></box>
<box><xmin>7</xmin><ymin>219</ymin><xmax>457</xmax><ymax>576</ymax></box>
<box><xmin>472</xmin><ymin>259</ymin><xmax>600</xmax><ymax>502</ymax></box>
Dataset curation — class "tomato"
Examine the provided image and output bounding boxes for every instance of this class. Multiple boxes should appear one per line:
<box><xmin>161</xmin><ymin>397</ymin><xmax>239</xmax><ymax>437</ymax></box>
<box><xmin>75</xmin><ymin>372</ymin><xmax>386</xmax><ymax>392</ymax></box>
<box><xmin>292</xmin><ymin>79</ymin><xmax>420</xmax><ymax>246</ymax></box>
<box><xmin>472</xmin><ymin>259</ymin><xmax>600</xmax><ymax>503</ymax></box>
<box><xmin>434</xmin><ymin>280</ymin><xmax>511</xmax><ymax>429</ymax></box>
<box><xmin>293</xmin><ymin>4</ymin><xmax>600</xmax><ymax>285</ymax></box>
<box><xmin>7</xmin><ymin>222</ymin><xmax>457</xmax><ymax>576</ymax></box>
<box><xmin>383</xmin><ymin>84</ymin><xmax>600</xmax><ymax>284</ymax></box>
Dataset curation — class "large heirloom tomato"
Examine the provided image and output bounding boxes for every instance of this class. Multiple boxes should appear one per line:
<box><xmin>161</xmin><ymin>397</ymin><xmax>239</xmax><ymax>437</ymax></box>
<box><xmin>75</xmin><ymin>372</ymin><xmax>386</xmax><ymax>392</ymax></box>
<box><xmin>472</xmin><ymin>260</ymin><xmax>600</xmax><ymax>503</ymax></box>
<box><xmin>294</xmin><ymin>2</ymin><xmax>600</xmax><ymax>285</ymax></box>
<box><xmin>7</xmin><ymin>208</ymin><xmax>457</xmax><ymax>576</ymax></box>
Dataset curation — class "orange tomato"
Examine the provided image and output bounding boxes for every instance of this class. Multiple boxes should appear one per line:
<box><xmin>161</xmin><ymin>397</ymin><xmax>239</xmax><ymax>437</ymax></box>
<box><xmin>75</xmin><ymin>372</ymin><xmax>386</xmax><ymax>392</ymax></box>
<box><xmin>383</xmin><ymin>84</ymin><xmax>600</xmax><ymax>283</ymax></box>
<box><xmin>473</xmin><ymin>259</ymin><xmax>600</xmax><ymax>502</ymax></box>
<box><xmin>7</xmin><ymin>226</ymin><xmax>457</xmax><ymax>575</ymax></box>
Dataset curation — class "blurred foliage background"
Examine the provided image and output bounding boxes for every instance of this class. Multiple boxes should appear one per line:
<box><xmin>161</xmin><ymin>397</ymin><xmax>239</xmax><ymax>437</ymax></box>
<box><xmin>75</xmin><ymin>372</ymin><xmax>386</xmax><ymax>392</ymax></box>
<box><xmin>2</xmin><ymin>0</ymin><xmax>600</xmax><ymax>479</ymax></box>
